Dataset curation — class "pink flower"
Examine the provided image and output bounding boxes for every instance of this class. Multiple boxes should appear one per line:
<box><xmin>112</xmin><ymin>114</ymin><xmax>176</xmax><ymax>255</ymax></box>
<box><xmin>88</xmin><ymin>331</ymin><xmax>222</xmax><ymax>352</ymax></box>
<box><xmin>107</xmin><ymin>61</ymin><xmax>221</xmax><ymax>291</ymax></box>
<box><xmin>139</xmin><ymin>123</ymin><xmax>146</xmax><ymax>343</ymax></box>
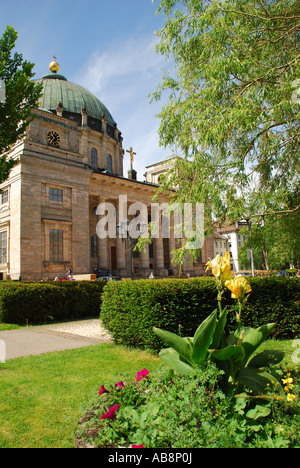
<box><xmin>100</xmin><ymin>404</ymin><xmax>120</xmax><ymax>420</ymax></box>
<box><xmin>98</xmin><ymin>385</ymin><xmax>108</xmax><ymax>396</ymax></box>
<box><xmin>132</xmin><ymin>444</ymin><xmax>144</xmax><ymax>448</ymax></box>
<box><xmin>116</xmin><ymin>381</ymin><xmax>124</xmax><ymax>388</ymax></box>
<box><xmin>136</xmin><ymin>368</ymin><xmax>149</xmax><ymax>382</ymax></box>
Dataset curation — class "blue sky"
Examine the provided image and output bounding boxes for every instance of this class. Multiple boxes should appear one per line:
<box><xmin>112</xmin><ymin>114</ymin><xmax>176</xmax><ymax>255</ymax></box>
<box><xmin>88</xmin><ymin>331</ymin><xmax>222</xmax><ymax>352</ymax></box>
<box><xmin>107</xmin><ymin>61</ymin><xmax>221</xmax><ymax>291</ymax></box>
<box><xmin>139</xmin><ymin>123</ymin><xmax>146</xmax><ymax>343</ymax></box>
<box><xmin>0</xmin><ymin>0</ymin><xmax>173</xmax><ymax>179</ymax></box>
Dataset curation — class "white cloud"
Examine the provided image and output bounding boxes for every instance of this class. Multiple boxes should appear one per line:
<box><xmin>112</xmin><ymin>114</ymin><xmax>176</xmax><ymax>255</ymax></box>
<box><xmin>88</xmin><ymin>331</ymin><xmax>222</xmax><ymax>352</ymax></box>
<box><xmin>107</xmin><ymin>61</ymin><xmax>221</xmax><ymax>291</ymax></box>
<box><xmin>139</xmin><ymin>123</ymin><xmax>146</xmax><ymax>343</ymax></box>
<box><xmin>71</xmin><ymin>35</ymin><xmax>170</xmax><ymax>178</ymax></box>
<box><xmin>72</xmin><ymin>36</ymin><xmax>163</xmax><ymax>105</ymax></box>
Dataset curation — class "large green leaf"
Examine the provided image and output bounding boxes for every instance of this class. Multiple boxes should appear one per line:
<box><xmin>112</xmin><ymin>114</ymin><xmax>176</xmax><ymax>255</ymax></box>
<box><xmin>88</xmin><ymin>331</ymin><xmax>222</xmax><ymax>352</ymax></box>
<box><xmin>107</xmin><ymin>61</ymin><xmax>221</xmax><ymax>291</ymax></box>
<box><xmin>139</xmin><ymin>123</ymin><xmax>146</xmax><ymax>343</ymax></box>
<box><xmin>211</xmin><ymin>307</ymin><xmax>228</xmax><ymax>349</ymax></box>
<box><xmin>159</xmin><ymin>348</ymin><xmax>195</xmax><ymax>375</ymax></box>
<box><xmin>192</xmin><ymin>309</ymin><xmax>218</xmax><ymax>363</ymax></box>
<box><xmin>237</xmin><ymin>367</ymin><xmax>284</xmax><ymax>395</ymax></box>
<box><xmin>153</xmin><ymin>327</ymin><xmax>193</xmax><ymax>365</ymax></box>
<box><xmin>210</xmin><ymin>345</ymin><xmax>245</xmax><ymax>378</ymax></box>
<box><xmin>242</xmin><ymin>323</ymin><xmax>276</xmax><ymax>364</ymax></box>
<box><xmin>248</xmin><ymin>350</ymin><xmax>284</xmax><ymax>368</ymax></box>
<box><xmin>246</xmin><ymin>404</ymin><xmax>271</xmax><ymax>420</ymax></box>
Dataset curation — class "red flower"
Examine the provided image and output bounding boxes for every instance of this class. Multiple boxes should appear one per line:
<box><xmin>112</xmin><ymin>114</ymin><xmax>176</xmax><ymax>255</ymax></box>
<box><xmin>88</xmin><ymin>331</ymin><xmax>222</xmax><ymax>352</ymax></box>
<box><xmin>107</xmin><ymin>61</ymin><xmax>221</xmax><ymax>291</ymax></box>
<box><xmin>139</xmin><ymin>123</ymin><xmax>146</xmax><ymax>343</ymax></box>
<box><xmin>136</xmin><ymin>368</ymin><xmax>149</xmax><ymax>382</ymax></box>
<box><xmin>100</xmin><ymin>404</ymin><xmax>120</xmax><ymax>420</ymax></box>
<box><xmin>116</xmin><ymin>381</ymin><xmax>125</xmax><ymax>388</ymax></box>
<box><xmin>98</xmin><ymin>385</ymin><xmax>108</xmax><ymax>396</ymax></box>
<box><xmin>132</xmin><ymin>444</ymin><xmax>144</xmax><ymax>448</ymax></box>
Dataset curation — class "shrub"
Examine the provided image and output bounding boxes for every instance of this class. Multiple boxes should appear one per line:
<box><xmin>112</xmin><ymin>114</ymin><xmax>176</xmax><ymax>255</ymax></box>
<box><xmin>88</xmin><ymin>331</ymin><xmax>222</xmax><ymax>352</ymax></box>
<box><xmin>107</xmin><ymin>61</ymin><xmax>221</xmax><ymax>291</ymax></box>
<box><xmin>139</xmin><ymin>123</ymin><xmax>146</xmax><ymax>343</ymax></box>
<box><xmin>0</xmin><ymin>281</ymin><xmax>106</xmax><ymax>325</ymax></box>
<box><xmin>239</xmin><ymin>277</ymin><xmax>300</xmax><ymax>338</ymax></box>
<box><xmin>100</xmin><ymin>278</ymin><xmax>300</xmax><ymax>350</ymax></box>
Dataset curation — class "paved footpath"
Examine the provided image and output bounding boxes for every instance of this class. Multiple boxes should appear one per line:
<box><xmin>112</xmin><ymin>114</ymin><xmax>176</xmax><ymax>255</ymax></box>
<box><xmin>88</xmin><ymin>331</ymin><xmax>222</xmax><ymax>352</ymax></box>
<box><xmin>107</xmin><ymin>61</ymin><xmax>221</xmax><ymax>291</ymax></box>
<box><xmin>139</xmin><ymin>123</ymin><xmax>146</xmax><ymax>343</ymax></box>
<box><xmin>0</xmin><ymin>319</ymin><xmax>113</xmax><ymax>361</ymax></box>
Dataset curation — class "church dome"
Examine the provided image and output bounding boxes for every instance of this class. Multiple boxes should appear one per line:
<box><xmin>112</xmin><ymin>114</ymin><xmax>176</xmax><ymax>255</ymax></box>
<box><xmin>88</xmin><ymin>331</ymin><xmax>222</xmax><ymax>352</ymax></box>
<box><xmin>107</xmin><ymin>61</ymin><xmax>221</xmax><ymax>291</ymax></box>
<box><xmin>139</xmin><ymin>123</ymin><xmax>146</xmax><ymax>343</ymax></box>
<box><xmin>35</xmin><ymin>59</ymin><xmax>116</xmax><ymax>129</ymax></box>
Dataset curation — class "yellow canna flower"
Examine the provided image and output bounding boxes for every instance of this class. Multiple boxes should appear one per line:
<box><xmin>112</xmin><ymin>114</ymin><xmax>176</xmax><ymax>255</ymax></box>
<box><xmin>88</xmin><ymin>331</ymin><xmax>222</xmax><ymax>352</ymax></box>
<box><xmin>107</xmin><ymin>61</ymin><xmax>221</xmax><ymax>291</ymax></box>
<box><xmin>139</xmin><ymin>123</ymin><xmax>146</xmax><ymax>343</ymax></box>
<box><xmin>205</xmin><ymin>252</ymin><xmax>232</xmax><ymax>282</ymax></box>
<box><xmin>205</xmin><ymin>255</ymin><xmax>221</xmax><ymax>277</ymax></box>
<box><xmin>225</xmin><ymin>275</ymin><xmax>252</xmax><ymax>301</ymax></box>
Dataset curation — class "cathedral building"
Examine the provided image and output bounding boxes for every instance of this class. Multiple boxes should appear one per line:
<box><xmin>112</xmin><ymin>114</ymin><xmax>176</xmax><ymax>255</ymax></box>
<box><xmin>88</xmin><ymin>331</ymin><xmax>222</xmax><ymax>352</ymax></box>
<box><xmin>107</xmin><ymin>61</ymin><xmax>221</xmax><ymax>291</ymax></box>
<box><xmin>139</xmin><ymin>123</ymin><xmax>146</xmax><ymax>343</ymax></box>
<box><xmin>0</xmin><ymin>59</ymin><xmax>213</xmax><ymax>281</ymax></box>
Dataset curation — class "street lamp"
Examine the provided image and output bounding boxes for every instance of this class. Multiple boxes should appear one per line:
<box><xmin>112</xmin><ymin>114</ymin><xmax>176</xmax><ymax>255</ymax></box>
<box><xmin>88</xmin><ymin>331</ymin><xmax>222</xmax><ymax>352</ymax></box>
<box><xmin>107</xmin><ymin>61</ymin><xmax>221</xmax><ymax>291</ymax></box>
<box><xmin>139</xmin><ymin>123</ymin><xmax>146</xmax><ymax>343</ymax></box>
<box><xmin>236</xmin><ymin>215</ymin><xmax>265</xmax><ymax>276</ymax></box>
<box><xmin>116</xmin><ymin>218</ymin><xmax>147</xmax><ymax>278</ymax></box>
<box><xmin>236</xmin><ymin>219</ymin><xmax>255</xmax><ymax>276</ymax></box>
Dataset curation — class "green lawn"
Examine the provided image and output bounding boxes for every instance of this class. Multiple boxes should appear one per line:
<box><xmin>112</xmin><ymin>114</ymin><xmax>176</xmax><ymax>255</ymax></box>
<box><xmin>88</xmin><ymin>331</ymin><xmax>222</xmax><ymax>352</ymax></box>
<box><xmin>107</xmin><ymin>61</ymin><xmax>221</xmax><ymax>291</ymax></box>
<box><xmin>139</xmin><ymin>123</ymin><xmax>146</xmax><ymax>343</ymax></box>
<box><xmin>0</xmin><ymin>338</ymin><xmax>298</xmax><ymax>448</ymax></box>
<box><xmin>0</xmin><ymin>343</ymin><xmax>162</xmax><ymax>448</ymax></box>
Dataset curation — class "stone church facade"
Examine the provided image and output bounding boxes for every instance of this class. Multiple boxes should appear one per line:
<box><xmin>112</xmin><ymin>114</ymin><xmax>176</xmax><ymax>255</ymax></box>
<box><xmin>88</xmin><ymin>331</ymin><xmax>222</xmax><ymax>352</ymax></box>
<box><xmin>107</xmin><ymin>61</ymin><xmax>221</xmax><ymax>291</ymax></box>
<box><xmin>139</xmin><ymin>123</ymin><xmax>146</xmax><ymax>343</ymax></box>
<box><xmin>0</xmin><ymin>59</ymin><xmax>214</xmax><ymax>281</ymax></box>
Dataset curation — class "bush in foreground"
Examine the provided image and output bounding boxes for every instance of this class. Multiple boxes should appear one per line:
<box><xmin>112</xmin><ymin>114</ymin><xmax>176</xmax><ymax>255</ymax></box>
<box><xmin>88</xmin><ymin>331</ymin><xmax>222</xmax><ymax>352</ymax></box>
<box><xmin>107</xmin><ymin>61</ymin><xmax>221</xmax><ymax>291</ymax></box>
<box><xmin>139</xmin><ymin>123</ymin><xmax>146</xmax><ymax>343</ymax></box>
<box><xmin>0</xmin><ymin>281</ymin><xmax>106</xmax><ymax>325</ymax></box>
<box><xmin>101</xmin><ymin>277</ymin><xmax>300</xmax><ymax>350</ymax></box>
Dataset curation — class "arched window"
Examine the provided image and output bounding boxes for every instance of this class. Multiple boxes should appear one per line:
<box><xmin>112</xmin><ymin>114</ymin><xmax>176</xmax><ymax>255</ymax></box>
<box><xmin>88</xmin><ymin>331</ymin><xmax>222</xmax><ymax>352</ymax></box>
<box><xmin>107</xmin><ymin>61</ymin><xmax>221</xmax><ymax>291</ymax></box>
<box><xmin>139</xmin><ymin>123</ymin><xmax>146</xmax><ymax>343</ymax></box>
<box><xmin>91</xmin><ymin>148</ymin><xmax>98</xmax><ymax>169</ymax></box>
<box><xmin>107</xmin><ymin>154</ymin><xmax>112</xmax><ymax>174</ymax></box>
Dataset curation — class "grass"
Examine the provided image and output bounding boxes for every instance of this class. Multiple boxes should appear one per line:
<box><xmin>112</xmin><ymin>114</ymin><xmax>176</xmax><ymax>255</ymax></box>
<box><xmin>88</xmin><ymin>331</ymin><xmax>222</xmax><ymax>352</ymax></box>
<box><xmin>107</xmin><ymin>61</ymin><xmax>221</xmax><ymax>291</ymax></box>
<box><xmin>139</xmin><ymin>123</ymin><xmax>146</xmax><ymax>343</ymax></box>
<box><xmin>0</xmin><ymin>343</ymin><xmax>162</xmax><ymax>448</ymax></box>
<box><xmin>0</xmin><ymin>324</ymin><xmax>20</xmax><ymax>331</ymax></box>
<box><xmin>0</xmin><ymin>337</ymin><xmax>298</xmax><ymax>448</ymax></box>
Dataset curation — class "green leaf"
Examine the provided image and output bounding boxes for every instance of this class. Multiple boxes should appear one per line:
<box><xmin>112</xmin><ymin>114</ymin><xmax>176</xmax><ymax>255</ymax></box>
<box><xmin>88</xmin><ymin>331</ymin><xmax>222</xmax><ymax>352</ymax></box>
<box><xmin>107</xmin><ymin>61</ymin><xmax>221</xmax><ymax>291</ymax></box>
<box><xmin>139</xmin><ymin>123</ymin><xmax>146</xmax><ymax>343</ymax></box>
<box><xmin>236</xmin><ymin>367</ymin><xmax>283</xmax><ymax>395</ymax></box>
<box><xmin>159</xmin><ymin>348</ymin><xmax>196</xmax><ymax>375</ymax></box>
<box><xmin>242</xmin><ymin>323</ymin><xmax>276</xmax><ymax>364</ymax></box>
<box><xmin>210</xmin><ymin>345</ymin><xmax>245</xmax><ymax>377</ymax></box>
<box><xmin>153</xmin><ymin>327</ymin><xmax>193</xmax><ymax>364</ymax></box>
<box><xmin>211</xmin><ymin>307</ymin><xmax>228</xmax><ymax>349</ymax></box>
<box><xmin>192</xmin><ymin>309</ymin><xmax>217</xmax><ymax>363</ymax></box>
<box><xmin>247</xmin><ymin>350</ymin><xmax>284</xmax><ymax>368</ymax></box>
<box><xmin>246</xmin><ymin>404</ymin><xmax>271</xmax><ymax>420</ymax></box>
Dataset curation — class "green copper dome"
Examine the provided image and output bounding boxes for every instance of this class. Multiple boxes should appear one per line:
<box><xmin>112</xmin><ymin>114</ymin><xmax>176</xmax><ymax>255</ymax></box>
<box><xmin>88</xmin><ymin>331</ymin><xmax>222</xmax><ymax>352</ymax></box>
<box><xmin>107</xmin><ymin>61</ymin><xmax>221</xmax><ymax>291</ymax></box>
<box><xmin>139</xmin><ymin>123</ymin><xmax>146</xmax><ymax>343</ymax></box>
<box><xmin>35</xmin><ymin>62</ymin><xmax>116</xmax><ymax>127</ymax></box>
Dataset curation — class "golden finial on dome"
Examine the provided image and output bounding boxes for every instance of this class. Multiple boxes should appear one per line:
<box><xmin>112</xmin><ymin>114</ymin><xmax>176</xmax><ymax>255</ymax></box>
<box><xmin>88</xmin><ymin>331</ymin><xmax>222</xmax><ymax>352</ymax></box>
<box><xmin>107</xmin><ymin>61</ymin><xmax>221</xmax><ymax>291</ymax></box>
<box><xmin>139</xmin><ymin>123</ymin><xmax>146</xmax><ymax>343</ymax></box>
<box><xmin>49</xmin><ymin>56</ymin><xmax>60</xmax><ymax>73</ymax></box>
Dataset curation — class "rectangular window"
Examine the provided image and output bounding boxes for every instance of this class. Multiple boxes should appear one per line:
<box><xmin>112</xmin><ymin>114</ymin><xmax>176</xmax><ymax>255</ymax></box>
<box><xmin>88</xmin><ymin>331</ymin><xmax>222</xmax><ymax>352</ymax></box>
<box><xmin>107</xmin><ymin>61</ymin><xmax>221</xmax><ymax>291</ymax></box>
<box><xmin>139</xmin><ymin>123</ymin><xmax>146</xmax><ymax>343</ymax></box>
<box><xmin>91</xmin><ymin>149</ymin><xmax>98</xmax><ymax>169</ymax></box>
<box><xmin>49</xmin><ymin>229</ymin><xmax>63</xmax><ymax>263</ymax></box>
<box><xmin>91</xmin><ymin>235</ymin><xmax>98</xmax><ymax>258</ymax></box>
<box><xmin>1</xmin><ymin>190</ymin><xmax>8</xmax><ymax>205</ymax></box>
<box><xmin>49</xmin><ymin>188</ymin><xmax>63</xmax><ymax>202</ymax></box>
<box><xmin>0</xmin><ymin>231</ymin><xmax>7</xmax><ymax>264</ymax></box>
<box><xmin>149</xmin><ymin>241</ymin><xmax>154</xmax><ymax>259</ymax></box>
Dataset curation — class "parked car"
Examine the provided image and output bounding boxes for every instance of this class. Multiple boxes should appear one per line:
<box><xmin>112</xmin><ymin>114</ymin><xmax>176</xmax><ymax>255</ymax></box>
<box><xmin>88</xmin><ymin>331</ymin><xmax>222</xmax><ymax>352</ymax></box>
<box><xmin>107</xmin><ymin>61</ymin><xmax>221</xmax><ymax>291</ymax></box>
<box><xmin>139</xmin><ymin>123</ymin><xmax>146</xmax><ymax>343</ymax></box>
<box><xmin>96</xmin><ymin>276</ymin><xmax>121</xmax><ymax>281</ymax></box>
<box><xmin>275</xmin><ymin>271</ymin><xmax>289</xmax><ymax>276</ymax></box>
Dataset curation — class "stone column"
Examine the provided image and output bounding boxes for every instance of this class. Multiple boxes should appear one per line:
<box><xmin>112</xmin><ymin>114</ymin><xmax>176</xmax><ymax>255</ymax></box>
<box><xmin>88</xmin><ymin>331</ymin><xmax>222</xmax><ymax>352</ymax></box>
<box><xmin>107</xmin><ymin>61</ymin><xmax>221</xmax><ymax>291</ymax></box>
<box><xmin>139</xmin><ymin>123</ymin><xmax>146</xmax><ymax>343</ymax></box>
<box><xmin>169</xmin><ymin>219</ymin><xmax>179</xmax><ymax>276</ymax></box>
<box><xmin>116</xmin><ymin>237</ymin><xmax>127</xmax><ymax>275</ymax></box>
<box><xmin>155</xmin><ymin>234</ymin><xmax>167</xmax><ymax>277</ymax></box>
<box><xmin>140</xmin><ymin>242</ymin><xmax>150</xmax><ymax>277</ymax></box>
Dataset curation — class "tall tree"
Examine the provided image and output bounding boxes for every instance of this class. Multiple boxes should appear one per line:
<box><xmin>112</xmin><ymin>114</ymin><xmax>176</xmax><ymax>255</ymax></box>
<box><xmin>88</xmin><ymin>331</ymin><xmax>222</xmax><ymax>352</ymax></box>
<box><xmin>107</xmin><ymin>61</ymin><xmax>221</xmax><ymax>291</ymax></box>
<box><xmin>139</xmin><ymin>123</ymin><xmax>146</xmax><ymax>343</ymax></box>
<box><xmin>0</xmin><ymin>25</ymin><xmax>42</xmax><ymax>183</ymax></box>
<box><xmin>152</xmin><ymin>0</ymin><xmax>300</xmax><ymax>225</ymax></box>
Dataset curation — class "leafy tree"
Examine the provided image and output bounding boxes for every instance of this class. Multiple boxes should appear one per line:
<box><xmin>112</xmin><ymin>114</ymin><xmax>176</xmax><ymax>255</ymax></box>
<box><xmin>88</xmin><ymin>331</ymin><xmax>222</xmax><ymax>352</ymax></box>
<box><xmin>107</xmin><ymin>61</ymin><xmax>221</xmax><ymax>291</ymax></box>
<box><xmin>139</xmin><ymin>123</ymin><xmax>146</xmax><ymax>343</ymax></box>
<box><xmin>239</xmin><ymin>190</ymin><xmax>300</xmax><ymax>270</ymax></box>
<box><xmin>152</xmin><ymin>0</ymin><xmax>300</xmax><ymax>225</ymax></box>
<box><xmin>0</xmin><ymin>25</ymin><xmax>42</xmax><ymax>183</ymax></box>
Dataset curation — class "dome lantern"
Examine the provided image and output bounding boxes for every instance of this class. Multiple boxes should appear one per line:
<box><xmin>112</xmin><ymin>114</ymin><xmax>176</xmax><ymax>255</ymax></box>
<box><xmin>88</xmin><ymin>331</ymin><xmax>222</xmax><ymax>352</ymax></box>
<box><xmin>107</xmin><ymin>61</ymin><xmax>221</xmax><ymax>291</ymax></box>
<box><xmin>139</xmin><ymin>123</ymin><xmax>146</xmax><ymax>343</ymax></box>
<box><xmin>49</xmin><ymin>56</ymin><xmax>60</xmax><ymax>74</ymax></box>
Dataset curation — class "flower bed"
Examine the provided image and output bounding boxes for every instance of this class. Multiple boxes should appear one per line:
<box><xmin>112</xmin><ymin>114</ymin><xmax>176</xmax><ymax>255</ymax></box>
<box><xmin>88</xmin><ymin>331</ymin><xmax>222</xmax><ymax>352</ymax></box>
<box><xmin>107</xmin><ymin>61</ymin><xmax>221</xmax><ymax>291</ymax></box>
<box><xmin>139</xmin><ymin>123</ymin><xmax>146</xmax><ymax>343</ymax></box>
<box><xmin>75</xmin><ymin>364</ymin><xmax>300</xmax><ymax>448</ymax></box>
<box><xmin>77</xmin><ymin>253</ymin><xmax>300</xmax><ymax>448</ymax></box>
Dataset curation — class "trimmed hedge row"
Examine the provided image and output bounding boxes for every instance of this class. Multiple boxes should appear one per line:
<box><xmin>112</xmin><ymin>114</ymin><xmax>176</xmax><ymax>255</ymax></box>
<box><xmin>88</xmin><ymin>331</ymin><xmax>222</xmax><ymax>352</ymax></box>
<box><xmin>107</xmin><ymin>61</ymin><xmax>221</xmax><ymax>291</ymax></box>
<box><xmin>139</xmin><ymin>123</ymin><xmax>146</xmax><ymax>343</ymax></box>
<box><xmin>0</xmin><ymin>281</ymin><xmax>106</xmax><ymax>325</ymax></box>
<box><xmin>100</xmin><ymin>277</ymin><xmax>300</xmax><ymax>351</ymax></box>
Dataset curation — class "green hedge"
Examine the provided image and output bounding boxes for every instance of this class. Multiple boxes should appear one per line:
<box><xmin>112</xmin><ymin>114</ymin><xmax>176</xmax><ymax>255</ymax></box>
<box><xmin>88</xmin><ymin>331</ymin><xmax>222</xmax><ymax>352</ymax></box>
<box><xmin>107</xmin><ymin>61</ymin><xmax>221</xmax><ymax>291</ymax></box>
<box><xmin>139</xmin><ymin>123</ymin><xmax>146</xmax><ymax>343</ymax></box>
<box><xmin>100</xmin><ymin>277</ymin><xmax>300</xmax><ymax>351</ymax></box>
<box><xmin>0</xmin><ymin>281</ymin><xmax>106</xmax><ymax>325</ymax></box>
